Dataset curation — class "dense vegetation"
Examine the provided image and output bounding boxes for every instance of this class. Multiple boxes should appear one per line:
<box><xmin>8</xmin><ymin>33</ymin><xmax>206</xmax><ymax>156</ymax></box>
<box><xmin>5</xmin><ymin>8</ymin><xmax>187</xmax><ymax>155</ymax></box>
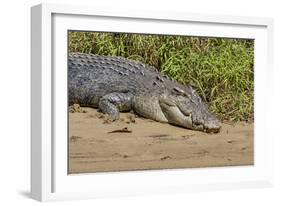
<box><xmin>68</xmin><ymin>31</ymin><xmax>254</xmax><ymax>122</ymax></box>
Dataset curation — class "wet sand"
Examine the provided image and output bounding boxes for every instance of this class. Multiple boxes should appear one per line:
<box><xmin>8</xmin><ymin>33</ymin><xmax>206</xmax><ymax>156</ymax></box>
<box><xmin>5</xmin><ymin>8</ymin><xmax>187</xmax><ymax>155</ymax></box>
<box><xmin>68</xmin><ymin>107</ymin><xmax>254</xmax><ymax>174</ymax></box>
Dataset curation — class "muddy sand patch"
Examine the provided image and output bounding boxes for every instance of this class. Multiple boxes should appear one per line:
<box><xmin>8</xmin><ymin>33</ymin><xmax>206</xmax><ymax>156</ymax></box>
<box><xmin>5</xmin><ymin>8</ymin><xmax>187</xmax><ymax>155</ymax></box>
<box><xmin>68</xmin><ymin>107</ymin><xmax>253</xmax><ymax>174</ymax></box>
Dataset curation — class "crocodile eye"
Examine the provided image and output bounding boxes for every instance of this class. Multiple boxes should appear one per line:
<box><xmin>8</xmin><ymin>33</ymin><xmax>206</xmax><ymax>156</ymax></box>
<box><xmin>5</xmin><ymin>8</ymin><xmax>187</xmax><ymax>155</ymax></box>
<box><xmin>172</xmin><ymin>87</ymin><xmax>187</xmax><ymax>97</ymax></box>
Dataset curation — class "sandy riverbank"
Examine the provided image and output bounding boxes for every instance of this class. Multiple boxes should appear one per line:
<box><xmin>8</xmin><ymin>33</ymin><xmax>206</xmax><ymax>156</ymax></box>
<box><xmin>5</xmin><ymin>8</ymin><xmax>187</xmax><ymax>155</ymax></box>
<box><xmin>68</xmin><ymin>106</ymin><xmax>253</xmax><ymax>174</ymax></box>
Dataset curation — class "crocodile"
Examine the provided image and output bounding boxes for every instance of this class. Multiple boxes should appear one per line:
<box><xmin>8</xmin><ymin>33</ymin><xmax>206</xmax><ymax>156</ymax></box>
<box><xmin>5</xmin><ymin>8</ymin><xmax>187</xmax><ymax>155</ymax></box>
<box><xmin>68</xmin><ymin>53</ymin><xmax>221</xmax><ymax>133</ymax></box>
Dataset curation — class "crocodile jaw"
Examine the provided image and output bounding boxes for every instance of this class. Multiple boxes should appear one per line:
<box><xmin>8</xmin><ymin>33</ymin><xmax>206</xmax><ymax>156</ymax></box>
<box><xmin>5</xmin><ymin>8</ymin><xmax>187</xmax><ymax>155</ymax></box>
<box><xmin>132</xmin><ymin>96</ymin><xmax>168</xmax><ymax>123</ymax></box>
<box><xmin>159</xmin><ymin>98</ymin><xmax>193</xmax><ymax>129</ymax></box>
<box><xmin>160</xmin><ymin>102</ymin><xmax>192</xmax><ymax>129</ymax></box>
<box><xmin>132</xmin><ymin>95</ymin><xmax>221</xmax><ymax>133</ymax></box>
<box><xmin>159</xmin><ymin>97</ymin><xmax>221</xmax><ymax>133</ymax></box>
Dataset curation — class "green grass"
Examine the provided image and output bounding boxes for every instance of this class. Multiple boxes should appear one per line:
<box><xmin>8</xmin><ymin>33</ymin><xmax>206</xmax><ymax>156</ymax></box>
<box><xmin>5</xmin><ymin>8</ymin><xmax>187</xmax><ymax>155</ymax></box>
<box><xmin>68</xmin><ymin>31</ymin><xmax>254</xmax><ymax>122</ymax></box>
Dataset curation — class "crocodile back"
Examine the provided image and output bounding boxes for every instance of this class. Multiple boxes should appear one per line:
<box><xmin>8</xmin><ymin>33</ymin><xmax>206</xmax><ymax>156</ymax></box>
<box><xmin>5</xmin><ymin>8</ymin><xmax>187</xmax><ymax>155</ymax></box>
<box><xmin>68</xmin><ymin>53</ymin><xmax>175</xmax><ymax>105</ymax></box>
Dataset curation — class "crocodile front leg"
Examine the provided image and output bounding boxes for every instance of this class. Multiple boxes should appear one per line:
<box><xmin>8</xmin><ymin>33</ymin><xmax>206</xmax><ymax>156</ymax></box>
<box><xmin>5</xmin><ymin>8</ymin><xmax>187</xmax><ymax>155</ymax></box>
<box><xmin>98</xmin><ymin>92</ymin><xmax>133</xmax><ymax>120</ymax></box>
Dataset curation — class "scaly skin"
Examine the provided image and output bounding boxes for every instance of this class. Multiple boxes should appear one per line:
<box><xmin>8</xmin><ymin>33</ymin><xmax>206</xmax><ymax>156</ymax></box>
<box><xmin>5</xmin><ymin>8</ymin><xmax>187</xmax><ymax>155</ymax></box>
<box><xmin>68</xmin><ymin>52</ymin><xmax>221</xmax><ymax>133</ymax></box>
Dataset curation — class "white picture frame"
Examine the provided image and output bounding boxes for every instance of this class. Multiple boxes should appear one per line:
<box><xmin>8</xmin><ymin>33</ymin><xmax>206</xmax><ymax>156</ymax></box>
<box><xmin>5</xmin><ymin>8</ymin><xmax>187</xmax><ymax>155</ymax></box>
<box><xmin>31</xmin><ymin>3</ymin><xmax>274</xmax><ymax>202</ymax></box>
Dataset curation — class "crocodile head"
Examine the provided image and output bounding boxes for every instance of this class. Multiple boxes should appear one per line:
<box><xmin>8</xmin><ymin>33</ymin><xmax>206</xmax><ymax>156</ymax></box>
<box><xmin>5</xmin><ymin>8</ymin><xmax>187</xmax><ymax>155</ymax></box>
<box><xmin>159</xmin><ymin>87</ymin><xmax>221</xmax><ymax>133</ymax></box>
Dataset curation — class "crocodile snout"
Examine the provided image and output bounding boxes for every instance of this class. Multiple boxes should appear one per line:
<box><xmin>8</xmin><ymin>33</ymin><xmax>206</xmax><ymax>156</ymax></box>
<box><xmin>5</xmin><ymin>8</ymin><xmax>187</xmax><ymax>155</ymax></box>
<box><xmin>204</xmin><ymin>118</ymin><xmax>221</xmax><ymax>133</ymax></box>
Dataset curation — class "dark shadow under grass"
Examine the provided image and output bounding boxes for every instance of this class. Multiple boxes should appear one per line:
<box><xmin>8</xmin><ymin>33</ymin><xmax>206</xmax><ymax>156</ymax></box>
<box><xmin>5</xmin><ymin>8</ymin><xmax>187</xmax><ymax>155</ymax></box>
<box><xmin>68</xmin><ymin>32</ymin><xmax>254</xmax><ymax>122</ymax></box>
